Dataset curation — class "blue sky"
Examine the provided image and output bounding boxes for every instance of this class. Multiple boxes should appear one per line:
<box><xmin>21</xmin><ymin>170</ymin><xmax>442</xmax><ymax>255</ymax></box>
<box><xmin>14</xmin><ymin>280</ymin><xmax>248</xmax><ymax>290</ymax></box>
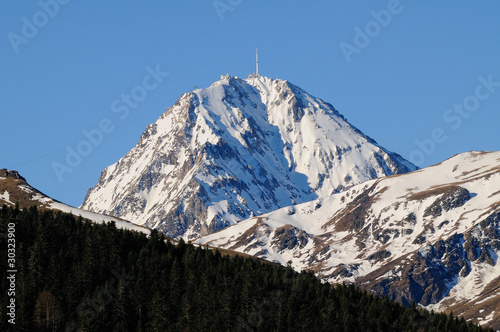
<box><xmin>2</xmin><ymin>1</ymin><xmax>500</xmax><ymax>207</ymax></box>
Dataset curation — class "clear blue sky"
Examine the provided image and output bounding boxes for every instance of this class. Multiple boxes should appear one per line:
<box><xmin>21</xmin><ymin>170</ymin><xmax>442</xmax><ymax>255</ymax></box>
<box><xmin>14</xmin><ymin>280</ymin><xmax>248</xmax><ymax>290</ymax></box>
<box><xmin>2</xmin><ymin>1</ymin><xmax>500</xmax><ymax>207</ymax></box>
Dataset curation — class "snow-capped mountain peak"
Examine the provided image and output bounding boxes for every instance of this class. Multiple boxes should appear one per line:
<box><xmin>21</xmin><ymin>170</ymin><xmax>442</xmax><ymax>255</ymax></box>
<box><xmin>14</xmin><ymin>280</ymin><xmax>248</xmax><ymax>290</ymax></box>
<box><xmin>82</xmin><ymin>74</ymin><xmax>416</xmax><ymax>239</ymax></box>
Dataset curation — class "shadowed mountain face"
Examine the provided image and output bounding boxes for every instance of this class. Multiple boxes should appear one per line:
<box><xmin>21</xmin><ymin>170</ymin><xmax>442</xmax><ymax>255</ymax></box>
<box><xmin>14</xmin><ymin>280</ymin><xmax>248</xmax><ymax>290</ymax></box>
<box><xmin>81</xmin><ymin>74</ymin><xmax>416</xmax><ymax>239</ymax></box>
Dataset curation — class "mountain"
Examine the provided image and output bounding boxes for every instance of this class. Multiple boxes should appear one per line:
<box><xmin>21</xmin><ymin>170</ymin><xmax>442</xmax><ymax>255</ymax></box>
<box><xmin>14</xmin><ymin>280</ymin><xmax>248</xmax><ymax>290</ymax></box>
<box><xmin>197</xmin><ymin>151</ymin><xmax>500</xmax><ymax>329</ymax></box>
<box><xmin>0</xmin><ymin>168</ymin><xmax>148</xmax><ymax>234</ymax></box>
<box><xmin>81</xmin><ymin>74</ymin><xmax>416</xmax><ymax>239</ymax></box>
<box><xmin>1</xmin><ymin>204</ymin><xmax>488</xmax><ymax>331</ymax></box>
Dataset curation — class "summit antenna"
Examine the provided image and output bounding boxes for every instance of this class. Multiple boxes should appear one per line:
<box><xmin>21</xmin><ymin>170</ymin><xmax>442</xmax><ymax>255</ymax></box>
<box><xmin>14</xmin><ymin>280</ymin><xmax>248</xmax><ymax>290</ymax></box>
<box><xmin>256</xmin><ymin>48</ymin><xmax>259</xmax><ymax>75</ymax></box>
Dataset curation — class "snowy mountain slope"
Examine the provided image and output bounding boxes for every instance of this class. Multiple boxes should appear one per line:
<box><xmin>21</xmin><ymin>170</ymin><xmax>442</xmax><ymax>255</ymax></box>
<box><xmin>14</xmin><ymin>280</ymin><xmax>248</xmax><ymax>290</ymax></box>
<box><xmin>197</xmin><ymin>151</ymin><xmax>500</xmax><ymax>329</ymax></box>
<box><xmin>81</xmin><ymin>74</ymin><xmax>416</xmax><ymax>239</ymax></box>
<box><xmin>0</xmin><ymin>169</ymin><xmax>148</xmax><ymax>234</ymax></box>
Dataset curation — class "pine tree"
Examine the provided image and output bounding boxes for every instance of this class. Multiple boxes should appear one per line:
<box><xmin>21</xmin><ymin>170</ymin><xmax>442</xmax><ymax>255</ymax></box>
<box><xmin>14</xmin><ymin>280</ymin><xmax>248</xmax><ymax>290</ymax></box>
<box><xmin>34</xmin><ymin>290</ymin><xmax>63</xmax><ymax>331</ymax></box>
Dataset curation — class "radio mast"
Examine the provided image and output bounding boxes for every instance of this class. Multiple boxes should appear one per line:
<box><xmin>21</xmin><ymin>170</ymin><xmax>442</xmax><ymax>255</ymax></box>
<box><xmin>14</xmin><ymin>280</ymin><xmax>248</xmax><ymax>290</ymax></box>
<box><xmin>256</xmin><ymin>48</ymin><xmax>259</xmax><ymax>75</ymax></box>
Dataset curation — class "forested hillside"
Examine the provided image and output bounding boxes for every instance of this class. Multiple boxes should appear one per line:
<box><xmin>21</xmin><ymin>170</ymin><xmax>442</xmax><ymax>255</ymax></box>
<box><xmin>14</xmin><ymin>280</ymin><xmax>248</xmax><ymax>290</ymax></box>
<box><xmin>0</xmin><ymin>205</ymin><xmax>491</xmax><ymax>331</ymax></box>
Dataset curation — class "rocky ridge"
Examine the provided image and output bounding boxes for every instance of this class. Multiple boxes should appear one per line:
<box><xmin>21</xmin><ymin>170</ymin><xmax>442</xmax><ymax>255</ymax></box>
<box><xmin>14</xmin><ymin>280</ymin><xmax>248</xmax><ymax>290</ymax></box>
<box><xmin>0</xmin><ymin>169</ymin><xmax>148</xmax><ymax>234</ymax></box>
<box><xmin>197</xmin><ymin>151</ymin><xmax>500</xmax><ymax>329</ymax></box>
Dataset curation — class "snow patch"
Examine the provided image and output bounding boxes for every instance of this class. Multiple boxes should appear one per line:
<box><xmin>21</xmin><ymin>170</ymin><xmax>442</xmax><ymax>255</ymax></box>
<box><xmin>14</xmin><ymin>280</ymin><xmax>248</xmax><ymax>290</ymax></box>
<box><xmin>50</xmin><ymin>202</ymin><xmax>149</xmax><ymax>234</ymax></box>
<box><xmin>0</xmin><ymin>191</ymin><xmax>14</xmax><ymax>205</ymax></box>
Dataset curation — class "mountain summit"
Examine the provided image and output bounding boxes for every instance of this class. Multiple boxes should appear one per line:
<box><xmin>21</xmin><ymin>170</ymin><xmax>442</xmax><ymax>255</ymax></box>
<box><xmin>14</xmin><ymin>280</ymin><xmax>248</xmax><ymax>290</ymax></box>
<box><xmin>81</xmin><ymin>74</ymin><xmax>416</xmax><ymax>239</ymax></box>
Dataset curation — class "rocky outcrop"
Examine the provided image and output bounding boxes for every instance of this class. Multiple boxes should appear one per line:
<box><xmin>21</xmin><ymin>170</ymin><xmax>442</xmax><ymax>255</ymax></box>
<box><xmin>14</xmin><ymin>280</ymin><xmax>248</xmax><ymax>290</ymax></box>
<box><xmin>0</xmin><ymin>169</ymin><xmax>27</xmax><ymax>182</ymax></box>
<box><xmin>358</xmin><ymin>210</ymin><xmax>500</xmax><ymax>309</ymax></box>
<box><xmin>271</xmin><ymin>224</ymin><xmax>310</xmax><ymax>252</ymax></box>
<box><xmin>423</xmin><ymin>186</ymin><xmax>471</xmax><ymax>218</ymax></box>
<box><xmin>0</xmin><ymin>169</ymin><xmax>55</xmax><ymax>208</ymax></box>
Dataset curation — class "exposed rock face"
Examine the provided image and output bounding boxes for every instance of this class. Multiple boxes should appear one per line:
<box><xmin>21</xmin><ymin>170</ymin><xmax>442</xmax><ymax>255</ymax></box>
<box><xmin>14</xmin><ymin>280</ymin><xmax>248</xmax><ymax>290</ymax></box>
<box><xmin>361</xmin><ymin>210</ymin><xmax>500</xmax><ymax>308</ymax></box>
<box><xmin>0</xmin><ymin>168</ymin><xmax>54</xmax><ymax>208</ymax></box>
<box><xmin>0</xmin><ymin>169</ymin><xmax>26</xmax><ymax>181</ymax></box>
<box><xmin>271</xmin><ymin>224</ymin><xmax>310</xmax><ymax>252</ymax></box>
<box><xmin>423</xmin><ymin>186</ymin><xmax>471</xmax><ymax>217</ymax></box>
<box><xmin>332</xmin><ymin>185</ymin><xmax>374</xmax><ymax>233</ymax></box>
<box><xmin>82</xmin><ymin>75</ymin><xmax>416</xmax><ymax>239</ymax></box>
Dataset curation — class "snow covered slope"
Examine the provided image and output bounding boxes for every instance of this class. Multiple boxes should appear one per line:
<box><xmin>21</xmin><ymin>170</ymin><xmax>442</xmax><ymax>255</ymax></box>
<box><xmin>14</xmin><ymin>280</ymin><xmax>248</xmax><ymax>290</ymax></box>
<box><xmin>197</xmin><ymin>151</ymin><xmax>500</xmax><ymax>329</ymax></box>
<box><xmin>81</xmin><ymin>74</ymin><xmax>416</xmax><ymax>239</ymax></box>
<box><xmin>0</xmin><ymin>169</ymin><xmax>148</xmax><ymax>234</ymax></box>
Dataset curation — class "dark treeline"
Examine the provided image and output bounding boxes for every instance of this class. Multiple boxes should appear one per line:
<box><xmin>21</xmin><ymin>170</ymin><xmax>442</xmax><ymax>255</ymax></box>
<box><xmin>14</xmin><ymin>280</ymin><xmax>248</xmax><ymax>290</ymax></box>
<box><xmin>0</xmin><ymin>205</ymin><xmax>492</xmax><ymax>331</ymax></box>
